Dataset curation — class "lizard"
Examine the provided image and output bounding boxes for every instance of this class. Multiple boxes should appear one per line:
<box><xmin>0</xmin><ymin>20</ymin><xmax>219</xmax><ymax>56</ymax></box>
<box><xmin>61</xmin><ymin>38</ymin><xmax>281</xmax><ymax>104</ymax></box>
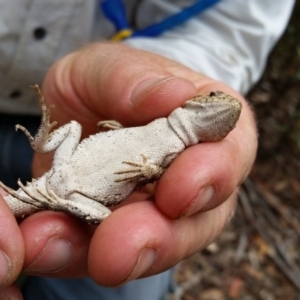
<box><xmin>0</xmin><ymin>85</ymin><xmax>242</xmax><ymax>224</ymax></box>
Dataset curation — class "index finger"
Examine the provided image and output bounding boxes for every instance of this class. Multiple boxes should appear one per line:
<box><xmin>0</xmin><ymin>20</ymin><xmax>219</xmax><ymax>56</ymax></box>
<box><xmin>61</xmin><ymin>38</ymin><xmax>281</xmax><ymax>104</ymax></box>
<box><xmin>41</xmin><ymin>43</ymin><xmax>198</xmax><ymax>135</ymax></box>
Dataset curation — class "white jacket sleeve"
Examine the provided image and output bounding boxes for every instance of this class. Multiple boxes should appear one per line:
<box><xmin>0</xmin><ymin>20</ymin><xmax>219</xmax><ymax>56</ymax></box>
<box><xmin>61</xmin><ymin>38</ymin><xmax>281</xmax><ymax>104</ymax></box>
<box><xmin>0</xmin><ymin>0</ymin><xmax>294</xmax><ymax>114</ymax></box>
<box><xmin>124</xmin><ymin>0</ymin><xmax>295</xmax><ymax>94</ymax></box>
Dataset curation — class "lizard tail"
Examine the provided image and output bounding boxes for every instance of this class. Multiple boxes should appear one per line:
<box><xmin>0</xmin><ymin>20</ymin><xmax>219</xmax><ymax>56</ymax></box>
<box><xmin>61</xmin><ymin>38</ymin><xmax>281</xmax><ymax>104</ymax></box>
<box><xmin>0</xmin><ymin>178</ymin><xmax>46</xmax><ymax>218</ymax></box>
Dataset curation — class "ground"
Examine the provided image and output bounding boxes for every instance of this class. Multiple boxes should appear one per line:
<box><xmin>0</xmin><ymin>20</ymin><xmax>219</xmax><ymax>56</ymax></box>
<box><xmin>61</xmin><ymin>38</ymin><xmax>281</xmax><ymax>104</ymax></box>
<box><xmin>170</xmin><ymin>2</ymin><xmax>300</xmax><ymax>299</ymax></box>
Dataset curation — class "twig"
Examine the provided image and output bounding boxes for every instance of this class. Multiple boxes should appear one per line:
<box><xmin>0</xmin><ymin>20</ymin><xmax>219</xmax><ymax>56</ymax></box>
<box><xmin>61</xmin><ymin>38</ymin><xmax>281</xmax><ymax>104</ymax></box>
<box><xmin>256</xmin><ymin>182</ymin><xmax>300</xmax><ymax>237</ymax></box>
<box><xmin>239</xmin><ymin>179</ymin><xmax>300</xmax><ymax>290</ymax></box>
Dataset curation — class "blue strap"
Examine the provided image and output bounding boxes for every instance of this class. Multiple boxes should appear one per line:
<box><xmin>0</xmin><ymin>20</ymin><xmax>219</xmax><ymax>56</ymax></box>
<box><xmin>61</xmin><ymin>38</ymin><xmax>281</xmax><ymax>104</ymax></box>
<box><xmin>100</xmin><ymin>0</ymin><xmax>130</xmax><ymax>32</ymax></box>
<box><xmin>100</xmin><ymin>0</ymin><xmax>222</xmax><ymax>40</ymax></box>
<box><xmin>133</xmin><ymin>0</ymin><xmax>223</xmax><ymax>37</ymax></box>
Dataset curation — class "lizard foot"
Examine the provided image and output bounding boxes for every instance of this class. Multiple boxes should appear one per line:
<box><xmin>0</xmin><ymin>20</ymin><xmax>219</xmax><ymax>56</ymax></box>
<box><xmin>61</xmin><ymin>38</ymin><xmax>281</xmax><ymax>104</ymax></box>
<box><xmin>114</xmin><ymin>154</ymin><xmax>165</xmax><ymax>184</ymax></box>
<box><xmin>97</xmin><ymin>120</ymin><xmax>123</xmax><ymax>131</ymax></box>
<box><xmin>41</xmin><ymin>190</ymin><xmax>111</xmax><ymax>224</ymax></box>
<box><xmin>16</xmin><ymin>85</ymin><xmax>57</xmax><ymax>152</ymax></box>
<box><xmin>0</xmin><ymin>179</ymin><xmax>50</xmax><ymax>210</ymax></box>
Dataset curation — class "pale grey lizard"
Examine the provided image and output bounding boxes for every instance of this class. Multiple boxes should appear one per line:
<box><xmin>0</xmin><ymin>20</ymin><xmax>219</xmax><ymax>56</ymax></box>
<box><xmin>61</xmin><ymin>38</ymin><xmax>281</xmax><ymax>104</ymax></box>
<box><xmin>0</xmin><ymin>85</ymin><xmax>242</xmax><ymax>224</ymax></box>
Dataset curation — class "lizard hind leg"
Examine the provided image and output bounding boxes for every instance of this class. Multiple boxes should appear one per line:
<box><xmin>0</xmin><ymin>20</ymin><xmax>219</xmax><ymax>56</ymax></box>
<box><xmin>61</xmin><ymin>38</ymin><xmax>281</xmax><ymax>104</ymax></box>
<box><xmin>46</xmin><ymin>190</ymin><xmax>112</xmax><ymax>224</ymax></box>
<box><xmin>16</xmin><ymin>84</ymin><xmax>57</xmax><ymax>153</ymax></box>
<box><xmin>0</xmin><ymin>180</ymin><xmax>46</xmax><ymax>210</ymax></box>
<box><xmin>15</xmin><ymin>85</ymin><xmax>82</xmax><ymax>162</ymax></box>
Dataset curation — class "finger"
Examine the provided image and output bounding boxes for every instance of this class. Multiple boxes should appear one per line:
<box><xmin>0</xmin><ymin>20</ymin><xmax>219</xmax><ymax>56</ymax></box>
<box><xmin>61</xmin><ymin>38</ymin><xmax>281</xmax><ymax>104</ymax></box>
<box><xmin>155</xmin><ymin>83</ymin><xmax>257</xmax><ymax>218</ymax></box>
<box><xmin>19</xmin><ymin>211</ymin><xmax>94</xmax><ymax>278</ymax></box>
<box><xmin>31</xmin><ymin>152</ymin><xmax>53</xmax><ymax>178</ymax></box>
<box><xmin>0</xmin><ymin>284</ymin><xmax>23</xmax><ymax>300</ymax></box>
<box><xmin>0</xmin><ymin>190</ymin><xmax>25</xmax><ymax>288</ymax></box>
<box><xmin>18</xmin><ymin>191</ymin><xmax>159</xmax><ymax>278</ymax></box>
<box><xmin>88</xmin><ymin>195</ymin><xmax>235</xmax><ymax>286</ymax></box>
<box><xmin>42</xmin><ymin>43</ymin><xmax>198</xmax><ymax>134</ymax></box>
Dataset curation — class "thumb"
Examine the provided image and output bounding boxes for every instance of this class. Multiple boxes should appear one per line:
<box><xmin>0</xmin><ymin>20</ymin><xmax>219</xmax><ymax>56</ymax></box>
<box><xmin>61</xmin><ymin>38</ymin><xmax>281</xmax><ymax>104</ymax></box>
<box><xmin>42</xmin><ymin>43</ymin><xmax>197</xmax><ymax>135</ymax></box>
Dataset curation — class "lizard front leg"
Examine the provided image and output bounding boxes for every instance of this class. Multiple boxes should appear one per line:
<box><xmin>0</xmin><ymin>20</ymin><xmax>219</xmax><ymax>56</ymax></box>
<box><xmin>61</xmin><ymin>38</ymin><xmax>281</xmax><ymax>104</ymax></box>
<box><xmin>96</xmin><ymin>120</ymin><xmax>124</xmax><ymax>131</ymax></box>
<box><xmin>114</xmin><ymin>154</ymin><xmax>165</xmax><ymax>185</ymax></box>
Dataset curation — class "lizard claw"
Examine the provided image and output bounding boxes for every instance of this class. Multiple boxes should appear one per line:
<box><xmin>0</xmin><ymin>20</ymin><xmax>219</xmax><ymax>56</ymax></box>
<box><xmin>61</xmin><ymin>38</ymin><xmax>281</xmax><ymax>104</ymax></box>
<box><xmin>114</xmin><ymin>154</ymin><xmax>165</xmax><ymax>184</ymax></box>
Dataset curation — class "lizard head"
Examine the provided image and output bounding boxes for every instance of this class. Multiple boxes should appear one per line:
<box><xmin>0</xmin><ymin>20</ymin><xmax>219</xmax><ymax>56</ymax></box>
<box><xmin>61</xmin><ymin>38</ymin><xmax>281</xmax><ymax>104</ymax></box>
<box><xmin>167</xmin><ymin>91</ymin><xmax>242</xmax><ymax>146</ymax></box>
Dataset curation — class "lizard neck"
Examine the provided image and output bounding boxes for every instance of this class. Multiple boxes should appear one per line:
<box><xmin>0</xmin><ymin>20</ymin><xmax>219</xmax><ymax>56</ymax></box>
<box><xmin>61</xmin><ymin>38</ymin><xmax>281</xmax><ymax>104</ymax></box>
<box><xmin>167</xmin><ymin>107</ymin><xmax>200</xmax><ymax>147</ymax></box>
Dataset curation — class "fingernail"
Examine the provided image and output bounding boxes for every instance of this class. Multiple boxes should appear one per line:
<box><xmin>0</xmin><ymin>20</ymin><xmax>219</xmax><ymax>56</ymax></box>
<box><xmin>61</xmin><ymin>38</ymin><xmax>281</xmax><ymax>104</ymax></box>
<box><xmin>0</xmin><ymin>250</ymin><xmax>11</xmax><ymax>287</ymax></box>
<box><xmin>124</xmin><ymin>248</ymin><xmax>156</xmax><ymax>283</ymax></box>
<box><xmin>130</xmin><ymin>77</ymin><xmax>176</xmax><ymax>105</ymax></box>
<box><xmin>25</xmin><ymin>237</ymin><xmax>72</xmax><ymax>273</ymax></box>
<box><xmin>183</xmin><ymin>186</ymin><xmax>215</xmax><ymax>217</ymax></box>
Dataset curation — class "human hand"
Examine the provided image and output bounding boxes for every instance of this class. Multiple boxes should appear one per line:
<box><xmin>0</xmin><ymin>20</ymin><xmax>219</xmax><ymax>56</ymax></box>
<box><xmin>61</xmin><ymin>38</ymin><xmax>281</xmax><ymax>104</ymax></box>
<box><xmin>0</xmin><ymin>42</ymin><xmax>257</xmax><ymax>295</ymax></box>
<box><xmin>0</xmin><ymin>189</ymin><xmax>24</xmax><ymax>299</ymax></box>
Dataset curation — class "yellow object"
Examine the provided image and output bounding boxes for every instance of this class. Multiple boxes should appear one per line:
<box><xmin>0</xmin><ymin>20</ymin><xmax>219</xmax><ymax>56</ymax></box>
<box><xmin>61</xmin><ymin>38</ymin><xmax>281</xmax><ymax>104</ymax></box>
<box><xmin>111</xmin><ymin>29</ymin><xmax>133</xmax><ymax>41</ymax></box>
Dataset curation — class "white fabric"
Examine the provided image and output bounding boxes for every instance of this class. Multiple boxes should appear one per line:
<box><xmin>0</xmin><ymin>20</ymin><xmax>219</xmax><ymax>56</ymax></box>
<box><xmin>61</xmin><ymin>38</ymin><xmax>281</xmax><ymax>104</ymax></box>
<box><xmin>0</xmin><ymin>0</ymin><xmax>295</xmax><ymax>114</ymax></box>
<box><xmin>125</xmin><ymin>0</ymin><xmax>295</xmax><ymax>94</ymax></box>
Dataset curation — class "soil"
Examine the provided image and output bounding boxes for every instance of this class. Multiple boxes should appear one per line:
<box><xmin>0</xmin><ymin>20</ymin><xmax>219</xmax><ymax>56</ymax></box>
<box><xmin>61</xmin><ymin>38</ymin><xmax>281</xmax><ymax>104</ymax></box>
<box><xmin>170</xmin><ymin>2</ymin><xmax>300</xmax><ymax>299</ymax></box>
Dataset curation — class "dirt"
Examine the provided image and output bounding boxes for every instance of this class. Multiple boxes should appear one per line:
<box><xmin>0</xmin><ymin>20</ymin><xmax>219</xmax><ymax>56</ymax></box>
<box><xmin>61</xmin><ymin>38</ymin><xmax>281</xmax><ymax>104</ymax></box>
<box><xmin>170</xmin><ymin>2</ymin><xmax>300</xmax><ymax>299</ymax></box>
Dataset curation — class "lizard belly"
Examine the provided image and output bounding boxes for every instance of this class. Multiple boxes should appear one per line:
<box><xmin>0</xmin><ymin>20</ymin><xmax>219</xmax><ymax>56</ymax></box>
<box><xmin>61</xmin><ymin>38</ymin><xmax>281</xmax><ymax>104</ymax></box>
<box><xmin>47</xmin><ymin>118</ymin><xmax>185</xmax><ymax>206</ymax></box>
